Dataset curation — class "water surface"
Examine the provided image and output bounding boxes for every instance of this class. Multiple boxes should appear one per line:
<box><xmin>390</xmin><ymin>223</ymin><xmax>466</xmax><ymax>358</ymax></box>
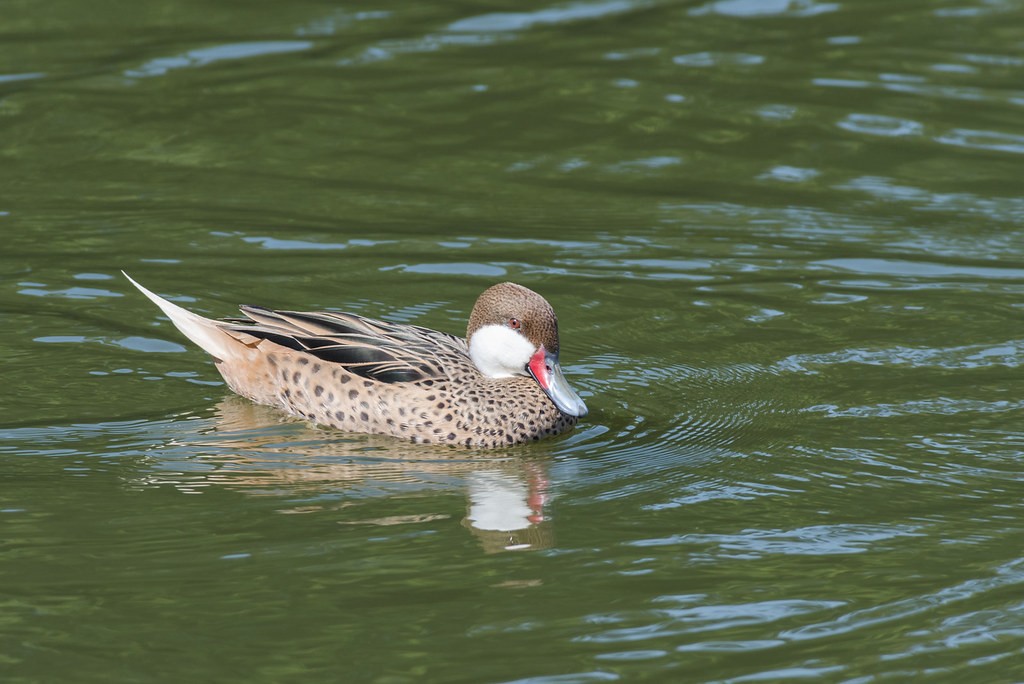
<box><xmin>3</xmin><ymin>0</ymin><xmax>1024</xmax><ymax>681</ymax></box>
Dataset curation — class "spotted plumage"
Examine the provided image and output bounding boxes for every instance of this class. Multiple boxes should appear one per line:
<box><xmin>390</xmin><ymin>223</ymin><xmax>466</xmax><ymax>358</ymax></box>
<box><xmin>124</xmin><ymin>274</ymin><xmax>587</xmax><ymax>448</ymax></box>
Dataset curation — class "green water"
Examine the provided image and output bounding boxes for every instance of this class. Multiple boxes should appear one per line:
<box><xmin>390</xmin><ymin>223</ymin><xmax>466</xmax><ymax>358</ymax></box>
<box><xmin>3</xmin><ymin>0</ymin><xmax>1024</xmax><ymax>681</ymax></box>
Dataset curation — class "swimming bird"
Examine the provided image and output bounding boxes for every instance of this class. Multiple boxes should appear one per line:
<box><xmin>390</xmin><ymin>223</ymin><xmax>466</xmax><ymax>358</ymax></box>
<box><xmin>124</xmin><ymin>273</ymin><xmax>588</xmax><ymax>448</ymax></box>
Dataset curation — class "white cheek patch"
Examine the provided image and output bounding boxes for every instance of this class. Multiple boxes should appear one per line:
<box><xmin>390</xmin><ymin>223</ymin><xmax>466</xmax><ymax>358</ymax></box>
<box><xmin>469</xmin><ymin>324</ymin><xmax>536</xmax><ymax>378</ymax></box>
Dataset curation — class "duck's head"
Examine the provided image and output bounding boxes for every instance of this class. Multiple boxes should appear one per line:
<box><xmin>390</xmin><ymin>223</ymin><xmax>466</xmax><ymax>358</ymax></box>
<box><xmin>466</xmin><ymin>282</ymin><xmax>588</xmax><ymax>418</ymax></box>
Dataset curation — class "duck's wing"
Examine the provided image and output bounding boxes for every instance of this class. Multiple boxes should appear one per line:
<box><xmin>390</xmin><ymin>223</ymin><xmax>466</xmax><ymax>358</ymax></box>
<box><xmin>222</xmin><ymin>306</ymin><xmax>470</xmax><ymax>385</ymax></box>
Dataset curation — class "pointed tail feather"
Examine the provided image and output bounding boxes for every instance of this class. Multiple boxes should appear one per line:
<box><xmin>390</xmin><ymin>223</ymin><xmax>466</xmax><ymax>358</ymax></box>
<box><xmin>123</xmin><ymin>271</ymin><xmax>240</xmax><ymax>362</ymax></box>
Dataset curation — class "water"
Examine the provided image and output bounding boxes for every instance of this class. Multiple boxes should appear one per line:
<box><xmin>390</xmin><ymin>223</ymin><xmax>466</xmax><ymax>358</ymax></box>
<box><xmin>3</xmin><ymin>0</ymin><xmax>1024</xmax><ymax>681</ymax></box>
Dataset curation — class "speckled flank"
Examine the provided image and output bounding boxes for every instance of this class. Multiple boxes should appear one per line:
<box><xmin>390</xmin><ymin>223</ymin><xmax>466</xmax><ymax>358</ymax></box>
<box><xmin>216</xmin><ymin>345</ymin><xmax>577</xmax><ymax>448</ymax></box>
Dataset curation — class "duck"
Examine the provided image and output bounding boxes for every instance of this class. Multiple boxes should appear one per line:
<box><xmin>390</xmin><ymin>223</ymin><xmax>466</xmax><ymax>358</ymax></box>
<box><xmin>124</xmin><ymin>273</ymin><xmax>588</xmax><ymax>448</ymax></box>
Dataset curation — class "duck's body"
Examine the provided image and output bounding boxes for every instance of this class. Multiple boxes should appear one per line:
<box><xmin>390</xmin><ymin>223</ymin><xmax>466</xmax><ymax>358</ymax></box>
<box><xmin>125</xmin><ymin>275</ymin><xmax>587</xmax><ymax>448</ymax></box>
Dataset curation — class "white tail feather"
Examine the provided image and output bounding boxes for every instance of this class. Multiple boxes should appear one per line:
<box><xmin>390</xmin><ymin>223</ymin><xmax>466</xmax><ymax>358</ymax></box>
<box><xmin>123</xmin><ymin>271</ymin><xmax>239</xmax><ymax>362</ymax></box>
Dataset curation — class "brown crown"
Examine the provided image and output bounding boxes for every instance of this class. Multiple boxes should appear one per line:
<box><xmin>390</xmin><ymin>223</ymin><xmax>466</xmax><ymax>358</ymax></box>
<box><xmin>466</xmin><ymin>282</ymin><xmax>560</xmax><ymax>356</ymax></box>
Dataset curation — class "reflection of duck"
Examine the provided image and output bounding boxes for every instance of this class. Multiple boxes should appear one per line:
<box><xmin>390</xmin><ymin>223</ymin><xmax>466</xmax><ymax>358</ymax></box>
<box><xmin>126</xmin><ymin>274</ymin><xmax>586</xmax><ymax>447</ymax></box>
<box><xmin>463</xmin><ymin>462</ymin><xmax>555</xmax><ymax>553</ymax></box>
<box><xmin>154</xmin><ymin>396</ymin><xmax>556</xmax><ymax>551</ymax></box>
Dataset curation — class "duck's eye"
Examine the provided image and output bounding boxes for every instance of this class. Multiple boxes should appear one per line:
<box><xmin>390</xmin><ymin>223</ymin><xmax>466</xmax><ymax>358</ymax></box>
<box><xmin>508</xmin><ymin>317</ymin><xmax>521</xmax><ymax>330</ymax></box>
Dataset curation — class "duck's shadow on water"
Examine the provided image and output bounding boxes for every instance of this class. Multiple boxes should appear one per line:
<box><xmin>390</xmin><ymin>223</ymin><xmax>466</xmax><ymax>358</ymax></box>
<box><xmin>143</xmin><ymin>396</ymin><xmax>557</xmax><ymax>554</ymax></box>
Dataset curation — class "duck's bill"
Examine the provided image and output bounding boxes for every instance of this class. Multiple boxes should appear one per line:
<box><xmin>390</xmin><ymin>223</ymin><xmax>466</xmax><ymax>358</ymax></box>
<box><xmin>528</xmin><ymin>347</ymin><xmax>588</xmax><ymax>417</ymax></box>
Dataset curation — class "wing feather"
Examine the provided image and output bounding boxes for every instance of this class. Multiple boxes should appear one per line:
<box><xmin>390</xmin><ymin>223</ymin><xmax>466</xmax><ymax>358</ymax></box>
<box><xmin>221</xmin><ymin>306</ymin><xmax>469</xmax><ymax>384</ymax></box>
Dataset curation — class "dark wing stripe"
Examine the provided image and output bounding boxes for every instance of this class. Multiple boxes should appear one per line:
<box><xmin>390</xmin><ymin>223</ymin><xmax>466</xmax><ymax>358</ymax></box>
<box><xmin>372</xmin><ymin>368</ymin><xmax>424</xmax><ymax>383</ymax></box>
<box><xmin>238</xmin><ymin>329</ymin><xmax>307</xmax><ymax>352</ymax></box>
<box><xmin>310</xmin><ymin>344</ymin><xmax>396</xmax><ymax>366</ymax></box>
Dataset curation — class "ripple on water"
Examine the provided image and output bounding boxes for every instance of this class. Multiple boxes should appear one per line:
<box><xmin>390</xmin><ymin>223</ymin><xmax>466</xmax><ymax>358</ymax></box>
<box><xmin>383</xmin><ymin>262</ymin><xmax>508</xmax><ymax>277</ymax></box>
<box><xmin>689</xmin><ymin>0</ymin><xmax>839</xmax><ymax>17</ymax></box>
<box><xmin>780</xmin><ymin>558</ymin><xmax>1024</xmax><ymax>642</ymax></box>
<box><xmin>124</xmin><ymin>41</ymin><xmax>313</xmax><ymax>79</ymax></box>
<box><xmin>758</xmin><ymin>165</ymin><xmax>821</xmax><ymax>183</ymax></box>
<box><xmin>936</xmin><ymin>128</ymin><xmax>1024</xmax><ymax>155</ymax></box>
<box><xmin>575</xmin><ymin>597</ymin><xmax>845</xmax><ymax>647</ymax></box>
<box><xmin>777</xmin><ymin>339</ymin><xmax>1024</xmax><ymax>373</ymax></box>
<box><xmin>837</xmin><ymin>113</ymin><xmax>924</xmax><ymax>137</ymax></box>
<box><xmin>813</xmin><ymin>257</ymin><xmax>1024</xmax><ymax>280</ymax></box>
<box><xmin>672</xmin><ymin>52</ymin><xmax>765</xmax><ymax>67</ymax></box>
<box><xmin>627</xmin><ymin>523</ymin><xmax>924</xmax><ymax>558</ymax></box>
<box><xmin>240</xmin><ymin>235</ymin><xmax>380</xmax><ymax>251</ymax></box>
<box><xmin>450</xmin><ymin>1</ymin><xmax>639</xmax><ymax>32</ymax></box>
<box><xmin>338</xmin><ymin>0</ymin><xmax>647</xmax><ymax>66</ymax></box>
<box><xmin>0</xmin><ymin>71</ymin><xmax>45</xmax><ymax>84</ymax></box>
<box><xmin>810</xmin><ymin>397</ymin><xmax>1024</xmax><ymax>419</ymax></box>
<box><xmin>839</xmin><ymin>176</ymin><xmax>1024</xmax><ymax>224</ymax></box>
<box><xmin>558</xmin><ymin>355</ymin><xmax>791</xmax><ymax>504</ymax></box>
<box><xmin>18</xmin><ymin>284</ymin><xmax>123</xmax><ymax>299</ymax></box>
<box><xmin>32</xmin><ymin>334</ymin><xmax>187</xmax><ymax>354</ymax></box>
<box><xmin>497</xmin><ymin>673</ymin><xmax>619</xmax><ymax>684</ymax></box>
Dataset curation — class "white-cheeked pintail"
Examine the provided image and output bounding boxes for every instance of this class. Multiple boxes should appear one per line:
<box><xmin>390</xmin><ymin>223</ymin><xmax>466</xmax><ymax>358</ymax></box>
<box><xmin>125</xmin><ymin>274</ymin><xmax>588</xmax><ymax>448</ymax></box>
